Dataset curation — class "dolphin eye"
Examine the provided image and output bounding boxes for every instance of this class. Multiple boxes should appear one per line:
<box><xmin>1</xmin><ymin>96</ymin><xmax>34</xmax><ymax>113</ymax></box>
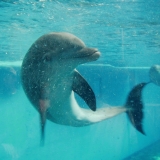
<box><xmin>42</xmin><ymin>53</ymin><xmax>52</xmax><ymax>62</ymax></box>
<box><xmin>45</xmin><ymin>55</ymin><xmax>51</xmax><ymax>61</ymax></box>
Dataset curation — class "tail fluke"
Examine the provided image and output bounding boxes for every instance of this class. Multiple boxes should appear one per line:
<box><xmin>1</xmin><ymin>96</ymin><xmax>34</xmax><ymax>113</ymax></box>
<box><xmin>125</xmin><ymin>82</ymin><xmax>149</xmax><ymax>135</ymax></box>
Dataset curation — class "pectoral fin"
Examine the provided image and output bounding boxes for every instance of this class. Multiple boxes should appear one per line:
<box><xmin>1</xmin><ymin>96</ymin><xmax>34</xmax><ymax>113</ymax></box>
<box><xmin>39</xmin><ymin>86</ymin><xmax>50</xmax><ymax>146</ymax></box>
<box><xmin>72</xmin><ymin>70</ymin><xmax>96</xmax><ymax>111</ymax></box>
<box><xmin>39</xmin><ymin>99</ymin><xmax>50</xmax><ymax>146</ymax></box>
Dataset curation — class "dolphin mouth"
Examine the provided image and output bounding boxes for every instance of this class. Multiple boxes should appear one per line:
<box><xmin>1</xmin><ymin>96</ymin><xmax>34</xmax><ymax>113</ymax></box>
<box><xmin>75</xmin><ymin>48</ymin><xmax>101</xmax><ymax>59</ymax></box>
<box><xmin>60</xmin><ymin>48</ymin><xmax>100</xmax><ymax>60</ymax></box>
<box><xmin>92</xmin><ymin>51</ymin><xmax>101</xmax><ymax>57</ymax></box>
<box><xmin>79</xmin><ymin>51</ymin><xmax>100</xmax><ymax>58</ymax></box>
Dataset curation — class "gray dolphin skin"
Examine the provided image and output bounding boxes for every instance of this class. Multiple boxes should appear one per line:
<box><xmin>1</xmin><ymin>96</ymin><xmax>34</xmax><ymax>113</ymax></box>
<box><xmin>21</xmin><ymin>32</ymin><xmax>146</xmax><ymax>145</ymax></box>
<box><xmin>149</xmin><ymin>65</ymin><xmax>160</xmax><ymax>86</ymax></box>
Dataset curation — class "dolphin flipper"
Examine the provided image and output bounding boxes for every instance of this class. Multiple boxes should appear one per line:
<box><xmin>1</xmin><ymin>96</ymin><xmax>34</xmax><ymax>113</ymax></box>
<box><xmin>39</xmin><ymin>87</ymin><xmax>50</xmax><ymax>146</ymax></box>
<box><xmin>39</xmin><ymin>99</ymin><xmax>49</xmax><ymax>146</ymax></box>
<box><xmin>72</xmin><ymin>70</ymin><xmax>96</xmax><ymax>111</ymax></box>
<box><xmin>125</xmin><ymin>82</ymin><xmax>148</xmax><ymax>135</ymax></box>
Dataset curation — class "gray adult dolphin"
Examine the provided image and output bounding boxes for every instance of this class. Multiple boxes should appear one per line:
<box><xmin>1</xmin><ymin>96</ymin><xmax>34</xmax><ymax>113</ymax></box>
<box><xmin>21</xmin><ymin>32</ymin><xmax>146</xmax><ymax>145</ymax></box>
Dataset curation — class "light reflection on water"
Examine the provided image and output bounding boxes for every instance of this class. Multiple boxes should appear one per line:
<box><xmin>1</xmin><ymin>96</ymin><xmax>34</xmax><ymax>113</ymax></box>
<box><xmin>0</xmin><ymin>0</ymin><xmax>160</xmax><ymax>67</ymax></box>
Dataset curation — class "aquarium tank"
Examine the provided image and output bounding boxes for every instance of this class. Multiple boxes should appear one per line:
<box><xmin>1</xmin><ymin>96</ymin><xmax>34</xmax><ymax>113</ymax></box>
<box><xmin>0</xmin><ymin>0</ymin><xmax>160</xmax><ymax>160</ymax></box>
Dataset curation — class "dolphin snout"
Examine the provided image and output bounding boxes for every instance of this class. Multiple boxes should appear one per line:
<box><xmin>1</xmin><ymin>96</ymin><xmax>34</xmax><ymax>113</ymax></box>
<box><xmin>75</xmin><ymin>48</ymin><xmax>100</xmax><ymax>58</ymax></box>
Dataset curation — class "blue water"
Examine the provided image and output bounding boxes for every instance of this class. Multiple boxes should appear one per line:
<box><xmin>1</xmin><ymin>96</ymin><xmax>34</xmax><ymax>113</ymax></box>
<box><xmin>0</xmin><ymin>0</ymin><xmax>160</xmax><ymax>66</ymax></box>
<box><xmin>0</xmin><ymin>0</ymin><xmax>160</xmax><ymax>160</ymax></box>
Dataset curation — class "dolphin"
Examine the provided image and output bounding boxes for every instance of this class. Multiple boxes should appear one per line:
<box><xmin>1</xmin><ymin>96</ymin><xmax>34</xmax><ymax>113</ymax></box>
<box><xmin>21</xmin><ymin>32</ymin><xmax>147</xmax><ymax>145</ymax></box>
<box><xmin>149</xmin><ymin>65</ymin><xmax>160</xmax><ymax>86</ymax></box>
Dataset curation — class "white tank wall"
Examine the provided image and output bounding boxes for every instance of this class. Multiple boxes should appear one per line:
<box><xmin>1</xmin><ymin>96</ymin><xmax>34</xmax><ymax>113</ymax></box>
<box><xmin>0</xmin><ymin>65</ymin><xmax>160</xmax><ymax>160</ymax></box>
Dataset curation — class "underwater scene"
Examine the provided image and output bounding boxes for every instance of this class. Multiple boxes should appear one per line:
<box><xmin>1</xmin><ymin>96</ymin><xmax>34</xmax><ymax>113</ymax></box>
<box><xmin>0</xmin><ymin>0</ymin><xmax>160</xmax><ymax>159</ymax></box>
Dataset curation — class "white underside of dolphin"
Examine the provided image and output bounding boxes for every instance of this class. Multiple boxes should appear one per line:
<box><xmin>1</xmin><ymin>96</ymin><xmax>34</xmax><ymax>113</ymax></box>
<box><xmin>46</xmin><ymin>75</ymin><xmax>127</xmax><ymax>127</ymax></box>
<box><xmin>21</xmin><ymin>32</ymin><xmax>147</xmax><ymax>144</ymax></box>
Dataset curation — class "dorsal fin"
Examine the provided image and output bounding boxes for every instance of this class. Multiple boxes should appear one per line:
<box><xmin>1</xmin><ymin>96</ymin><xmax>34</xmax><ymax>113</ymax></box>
<box><xmin>72</xmin><ymin>70</ymin><xmax>96</xmax><ymax>111</ymax></box>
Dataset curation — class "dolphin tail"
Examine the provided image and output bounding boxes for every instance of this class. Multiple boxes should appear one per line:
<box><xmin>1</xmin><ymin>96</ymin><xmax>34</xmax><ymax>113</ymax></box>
<box><xmin>125</xmin><ymin>82</ymin><xmax>149</xmax><ymax>135</ymax></box>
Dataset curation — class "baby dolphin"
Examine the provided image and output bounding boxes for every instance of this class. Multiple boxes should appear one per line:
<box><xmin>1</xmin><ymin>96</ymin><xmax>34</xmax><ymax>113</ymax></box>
<box><xmin>21</xmin><ymin>32</ymin><xmax>146</xmax><ymax>145</ymax></box>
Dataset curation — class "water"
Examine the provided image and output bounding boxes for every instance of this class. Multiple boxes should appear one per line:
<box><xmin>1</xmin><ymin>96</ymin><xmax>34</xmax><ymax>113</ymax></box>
<box><xmin>0</xmin><ymin>0</ymin><xmax>160</xmax><ymax>66</ymax></box>
<box><xmin>0</xmin><ymin>0</ymin><xmax>160</xmax><ymax>159</ymax></box>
